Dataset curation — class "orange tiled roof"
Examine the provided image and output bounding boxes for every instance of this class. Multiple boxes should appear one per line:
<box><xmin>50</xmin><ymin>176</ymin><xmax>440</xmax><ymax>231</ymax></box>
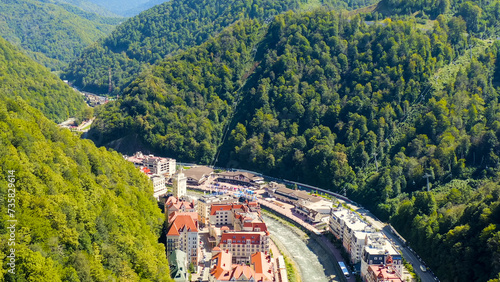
<box><xmin>210</xmin><ymin>251</ymin><xmax>233</xmax><ymax>280</ymax></box>
<box><xmin>211</xmin><ymin>251</ymin><xmax>273</xmax><ymax>282</ymax></box>
<box><xmin>231</xmin><ymin>265</ymin><xmax>256</xmax><ymax>280</ymax></box>
<box><xmin>243</xmin><ymin>222</ymin><xmax>268</xmax><ymax>232</ymax></box>
<box><xmin>220</xmin><ymin>233</ymin><xmax>261</xmax><ymax>245</ymax></box>
<box><xmin>251</xmin><ymin>252</ymin><xmax>273</xmax><ymax>281</ymax></box>
<box><xmin>167</xmin><ymin>214</ymin><xmax>198</xmax><ymax>236</ymax></box>
<box><xmin>169</xmin><ymin>211</ymin><xmax>198</xmax><ymax>224</ymax></box>
<box><xmin>210</xmin><ymin>204</ymin><xmax>245</xmax><ymax>215</ymax></box>
<box><xmin>166</xmin><ymin>196</ymin><xmax>195</xmax><ymax>210</ymax></box>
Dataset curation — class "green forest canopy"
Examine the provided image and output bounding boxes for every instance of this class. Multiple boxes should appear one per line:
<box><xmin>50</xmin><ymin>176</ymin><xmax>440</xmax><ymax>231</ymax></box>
<box><xmin>88</xmin><ymin>4</ymin><xmax>500</xmax><ymax>280</ymax></box>
<box><xmin>0</xmin><ymin>97</ymin><xmax>172</xmax><ymax>281</ymax></box>
<box><xmin>63</xmin><ymin>0</ymin><xmax>378</xmax><ymax>94</ymax></box>
<box><xmin>0</xmin><ymin>35</ymin><xmax>86</xmax><ymax>123</ymax></box>
<box><xmin>0</xmin><ymin>0</ymin><xmax>122</xmax><ymax>70</ymax></box>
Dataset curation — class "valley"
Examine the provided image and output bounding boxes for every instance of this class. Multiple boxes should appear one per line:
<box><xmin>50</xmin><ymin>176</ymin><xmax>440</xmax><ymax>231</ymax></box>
<box><xmin>1</xmin><ymin>0</ymin><xmax>500</xmax><ymax>281</ymax></box>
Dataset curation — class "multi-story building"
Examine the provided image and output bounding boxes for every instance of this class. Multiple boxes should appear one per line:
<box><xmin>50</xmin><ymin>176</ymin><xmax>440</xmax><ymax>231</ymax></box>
<box><xmin>151</xmin><ymin>174</ymin><xmax>167</xmax><ymax>200</ymax></box>
<box><xmin>165</xmin><ymin>196</ymin><xmax>196</xmax><ymax>220</ymax></box>
<box><xmin>295</xmin><ymin>197</ymin><xmax>333</xmax><ymax>223</ymax></box>
<box><xmin>127</xmin><ymin>152</ymin><xmax>176</xmax><ymax>177</ymax></box>
<box><xmin>214</xmin><ymin>171</ymin><xmax>265</xmax><ymax>188</ymax></box>
<box><xmin>197</xmin><ymin>194</ymin><xmax>237</xmax><ymax>226</ymax></box>
<box><xmin>173</xmin><ymin>169</ymin><xmax>187</xmax><ymax>198</ymax></box>
<box><xmin>329</xmin><ymin>206</ymin><xmax>350</xmax><ymax>240</ymax></box>
<box><xmin>209</xmin><ymin>203</ymin><xmax>246</xmax><ymax>226</ymax></box>
<box><xmin>361</xmin><ymin>233</ymin><xmax>402</xmax><ymax>280</ymax></box>
<box><xmin>166</xmin><ymin>214</ymin><xmax>199</xmax><ymax>266</ymax></box>
<box><xmin>183</xmin><ymin>166</ymin><xmax>213</xmax><ymax>186</ymax></box>
<box><xmin>329</xmin><ymin>206</ymin><xmax>375</xmax><ymax>264</ymax></box>
<box><xmin>366</xmin><ymin>264</ymin><xmax>403</xmax><ymax>282</ymax></box>
<box><xmin>267</xmin><ymin>182</ymin><xmax>331</xmax><ymax>223</ymax></box>
<box><xmin>218</xmin><ymin>231</ymin><xmax>270</xmax><ymax>264</ymax></box>
<box><xmin>208</xmin><ymin>203</ymin><xmax>263</xmax><ymax>230</ymax></box>
<box><xmin>210</xmin><ymin>250</ymin><xmax>273</xmax><ymax>282</ymax></box>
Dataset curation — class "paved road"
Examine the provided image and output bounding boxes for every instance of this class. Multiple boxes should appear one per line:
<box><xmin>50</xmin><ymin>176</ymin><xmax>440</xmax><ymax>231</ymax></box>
<box><xmin>186</xmin><ymin>174</ymin><xmax>438</xmax><ymax>281</ymax></box>
<box><xmin>346</xmin><ymin>204</ymin><xmax>437</xmax><ymax>282</ymax></box>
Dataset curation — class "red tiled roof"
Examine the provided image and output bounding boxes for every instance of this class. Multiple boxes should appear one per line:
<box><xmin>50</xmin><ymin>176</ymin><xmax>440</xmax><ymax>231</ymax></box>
<box><xmin>169</xmin><ymin>211</ymin><xmax>198</xmax><ymax>224</ymax></box>
<box><xmin>210</xmin><ymin>251</ymin><xmax>233</xmax><ymax>280</ymax></box>
<box><xmin>210</xmin><ymin>204</ymin><xmax>245</xmax><ymax>215</ymax></box>
<box><xmin>211</xmin><ymin>251</ymin><xmax>273</xmax><ymax>282</ymax></box>
<box><xmin>243</xmin><ymin>222</ymin><xmax>268</xmax><ymax>232</ymax></box>
<box><xmin>248</xmin><ymin>201</ymin><xmax>258</xmax><ymax>206</ymax></box>
<box><xmin>220</xmin><ymin>233</ymin><xmax>261</xmax><ymax>245</ymax></box>
<box><xmin>166</xmin><ymin>196</ymin><xmax>195</xmax><ymax>210</ymax></box>
<box><xmin>167</xmin><ymin>214</ymin><xmax>198</xmax><ymax>236</ymax></box>
<box><xmin>251</xmin><ymin>252</ymin><xmax>273</xmax><ymax>281</ymax></box>
<box><xmin>368</xmin><ymin>265</ymin><xmax>403</xmax><ymax>282</ymax></box>
<box><xmin>231</xmin><ymin>265</ymin><xmax>256</xmax><ymax>280</ymax></box>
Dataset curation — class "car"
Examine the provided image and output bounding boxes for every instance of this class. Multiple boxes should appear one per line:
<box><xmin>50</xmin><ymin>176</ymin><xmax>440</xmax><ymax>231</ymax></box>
<box><xmin>420</xmin><ymin>265</ymin><xmax>427</xmax><ymax>272</ymax></box>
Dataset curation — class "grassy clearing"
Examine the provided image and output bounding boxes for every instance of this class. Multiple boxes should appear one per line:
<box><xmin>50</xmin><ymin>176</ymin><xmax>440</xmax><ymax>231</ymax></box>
<box><xmin>431</xmin><ymin>39</ymin><xmax>494</xmax><ymax>92</ymax></box>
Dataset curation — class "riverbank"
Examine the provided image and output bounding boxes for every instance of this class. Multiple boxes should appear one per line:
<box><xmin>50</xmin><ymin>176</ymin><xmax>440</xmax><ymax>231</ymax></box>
<box><xmin>270</xmin><ymin>234</ymin><xmax>302</xmax><ymax>282</ymax></box>
<box><xmin>262</xmin><ymin>209</ymin><xmax>347</xmax><ymax>282</ymax></box>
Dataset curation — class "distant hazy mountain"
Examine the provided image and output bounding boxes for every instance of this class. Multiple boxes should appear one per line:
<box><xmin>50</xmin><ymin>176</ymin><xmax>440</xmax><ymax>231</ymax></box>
<box><xmin>85</xmin><ymin>0</ymin><xmax>169</xmax><ymax>16</ymax></box>
<box><xmin>0</xmin><ymin>0</ymin><xmax>122</xmax><ymax>70</ymax></box>
<box><xmin>122</xmin><ymin>0</ymin><xmax>170</xmax><ymax>16</ymax></box>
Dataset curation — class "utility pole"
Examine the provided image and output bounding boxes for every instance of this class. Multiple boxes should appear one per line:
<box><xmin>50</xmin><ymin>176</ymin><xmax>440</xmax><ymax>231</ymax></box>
<box><xmin>423</xmin><ymin>173</ymin><xmax>431</xmax><ymax>192</ymax></box>
<box><xmin>108</xmin><ymin>67</ymin><xmax>112</xmax><ymax>95</ymax></box>
<box><xmin>372</xmin><ymin>152</ymin><xmax>379</xmax><ymax>172</ymax></box>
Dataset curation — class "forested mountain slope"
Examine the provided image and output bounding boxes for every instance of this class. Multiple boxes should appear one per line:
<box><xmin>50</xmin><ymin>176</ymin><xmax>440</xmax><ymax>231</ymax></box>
<box><xmin>0</xmin><ymin>36</ymin><xmax>85</xmax><ymax>123</ymax></box>
<box><xmin>63</xmin><ymin>0</ymin><xmax>376</xmax><ymax>94</ymax></box>
<box><xmin>88</xmin><ymin>6</ymin><xmax>500</xmax><ymax>280</ymax></box>
<box><xmin>49</xmin><ymin>0</ymin><xmax>121</xmax><ymax>17</ymax></box>
<box><xmin>0</xmin><ymin>97</ymin><xmax>172</xmax><ymax>281</ymax></box>
<box><xmin>0</xmin><ymin>0</ymin><xmax>122</xmax><ymax>70</ymax></box>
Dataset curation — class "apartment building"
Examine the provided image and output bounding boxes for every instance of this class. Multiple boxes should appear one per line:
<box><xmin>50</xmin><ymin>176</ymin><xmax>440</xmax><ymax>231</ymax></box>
<box><xmin>197</xmin><ymin>194</ymin><xmax>237</xmax><ymax>226</ymax></box>
<box><xmin>218</xmin><ymin>231</ymin><xmax>270</xmax><ymax>264</ymax></box>
<box><xmin>166</xmin><ymin>214</ymin><xmax>199</xmax><ymax>266</ymax></box>
<box><xmin>361</xmin><ymin>233</ymin><xmax>403</xmax><ymax>280</ymax></box>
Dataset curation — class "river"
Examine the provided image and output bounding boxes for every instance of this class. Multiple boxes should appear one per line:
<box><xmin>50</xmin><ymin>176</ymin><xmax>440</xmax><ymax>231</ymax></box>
<box><xmin>262</xmin><ymin>214</ymin><xmax>340</xmax><ymax>282</ymax></box>
<box><xmin>187</xmin><ymin>191</ymin><xmax>340</xmax><ymax>282</ymax></box>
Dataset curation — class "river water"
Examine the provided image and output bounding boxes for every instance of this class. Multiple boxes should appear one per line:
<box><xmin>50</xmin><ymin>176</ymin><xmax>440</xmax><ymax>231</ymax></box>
<box><xmin>187</xmin><ymin>191</ymin><xmax>340</xmax><ymax>282</ymax></box>
<box><xmin>262</xmin><ymin>214</ymin><xmax>340</xmax><ymax>282</ymax></box>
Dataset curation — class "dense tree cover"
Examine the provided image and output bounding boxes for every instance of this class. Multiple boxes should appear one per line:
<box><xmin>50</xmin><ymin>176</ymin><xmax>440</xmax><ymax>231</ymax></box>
<box><xmin>63</xmin><ymin>0</ymin><xmax>377</xmax><ymax>94</ymax></box>
<box><xmin>88</xmin><ymin>7</ymin><xmax>500</xmax><ymax>280</ymax></box>
<box><xmin>379</xmin><ymin>0</ymin><xmax>500</xmax><ymax>33</ymax></box>
<box><xmin>0</xmin><ymin>97</ymin><xmax>172</xmax><ymax>281</ymax></box>
<box><xmin>0</xmin><ymin>0</ymin><xmax>122</xmax><ymax>70</ymax></box>
<box><xmin>0</xmin><ymin>36</ymin><xmax>85</xmax><ymax>123</ymax></box>
<box><xmin>89</xmin><ymin>19</ymin><xmax>264</xmax><ymax>162</ymax></box>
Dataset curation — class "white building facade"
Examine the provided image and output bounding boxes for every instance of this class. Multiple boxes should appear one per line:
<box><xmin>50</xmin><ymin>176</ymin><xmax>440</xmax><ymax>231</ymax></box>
<box><xmin>173</xmin><ymin>169</ymin><xmax>187</xmax><ymax>198</ymax></box>
<box><xmin>151</xmin><ymin>174</ymin><xmax>167</xmax><ymax>200</ymax></box>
